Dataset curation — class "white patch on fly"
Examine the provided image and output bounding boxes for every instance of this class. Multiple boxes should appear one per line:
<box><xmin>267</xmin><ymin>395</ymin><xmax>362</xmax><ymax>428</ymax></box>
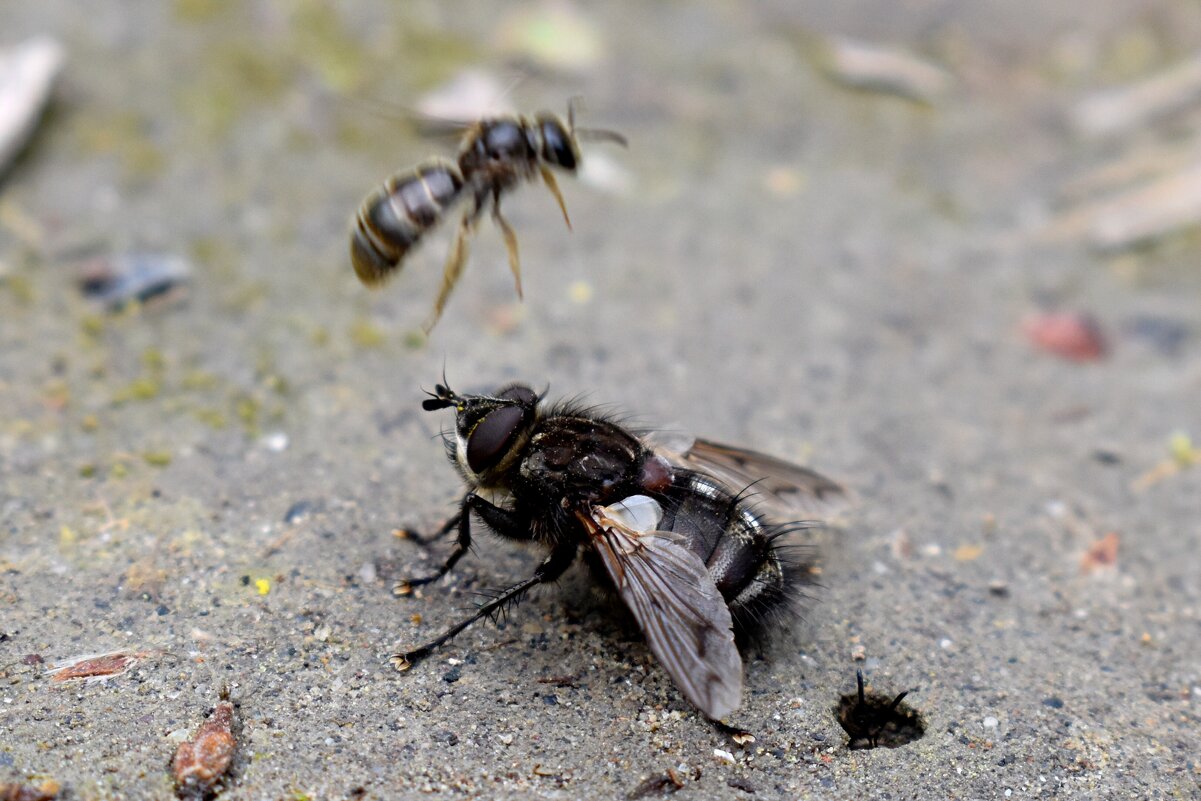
<box><xmin>598</xmin><ymin>495</ymin><xmax>664</xmax><ymax>534</ymax></box>
<box><xmin>454</xmin><ymin>431</ymin><xmax>476</xmax><ymax>481</ymax></box>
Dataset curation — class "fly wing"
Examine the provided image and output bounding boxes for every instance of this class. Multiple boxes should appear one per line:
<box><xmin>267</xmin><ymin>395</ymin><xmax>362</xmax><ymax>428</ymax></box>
<box><xmin>649</xmin><ymin>433</ymin><xmax>849</xmax><ymax>521</ymax></box>
<box><xmin>587</xmin><ymin>499</ymin><xmax>743</xmax><ymax>719</ymax></box>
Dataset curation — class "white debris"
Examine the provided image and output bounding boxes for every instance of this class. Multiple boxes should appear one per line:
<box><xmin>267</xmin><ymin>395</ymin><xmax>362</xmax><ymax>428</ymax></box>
<box><xmin>816</xmin><ymin>36</ymin><xmax>952</xmax><ymax>104</ymax></box>
<box><xmin>1073</xmin><ymin>53</ymin><xmax>1201</xmax><ymax>138</ymax></box>
<box><xmin>712</xmin><ymin>748</ymin><xmax>736</xmax><ymax>764</ymax></box>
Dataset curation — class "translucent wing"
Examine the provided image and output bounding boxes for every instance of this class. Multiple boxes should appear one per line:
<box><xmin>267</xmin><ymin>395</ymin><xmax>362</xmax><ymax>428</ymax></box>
<box><xmin>648</xmin><ymin>432</ymin><xmax>849</xmax><ymax>521</ymax></box>
<box><xmin>585</xmin><ymin>497</ymin><xmax>743</xmax><ymax>719</ymax></box>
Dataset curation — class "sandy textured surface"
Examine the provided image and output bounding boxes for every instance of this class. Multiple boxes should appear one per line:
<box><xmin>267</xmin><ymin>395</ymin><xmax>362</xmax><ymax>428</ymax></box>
<box><xmin>2</xmin><ymin>2</ymin><xmax>1200</xmax><ymax>799</ymax></box>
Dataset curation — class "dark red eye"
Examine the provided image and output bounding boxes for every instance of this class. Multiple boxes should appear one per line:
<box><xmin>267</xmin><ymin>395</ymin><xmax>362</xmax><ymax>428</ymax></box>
<box><xmin>497</xmin><ymin>384</ymin><xmax>537</xmax><ymax>405</ymax></box>
<box><xmin>466</xmin><ymin>406</ymin><xmax>525</xmax><ymax>473</ymax></box>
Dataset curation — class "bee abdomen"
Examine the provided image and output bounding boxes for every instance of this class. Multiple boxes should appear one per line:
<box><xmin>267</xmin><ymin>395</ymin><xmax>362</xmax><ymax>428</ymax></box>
<box><xmin>350</xmin><ymin>159</ymin><xmax>463</xmax><ymax>285</ymax></box>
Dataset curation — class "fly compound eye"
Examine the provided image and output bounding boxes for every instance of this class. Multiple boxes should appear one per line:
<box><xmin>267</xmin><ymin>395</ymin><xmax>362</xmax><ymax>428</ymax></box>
<box><xmin>496</xmin><ymin>384</ymin><xmax>538</xmax><ymax>405</ymax></box>
<box><xmin>466</xmin><ymin>405</ymin><xmax>526</xmax><ymax>473</ymax></box>
<box><xmin>541</xmin><ymin>122</ymin><xmax>577</xmax><ymax>171</ymax></box>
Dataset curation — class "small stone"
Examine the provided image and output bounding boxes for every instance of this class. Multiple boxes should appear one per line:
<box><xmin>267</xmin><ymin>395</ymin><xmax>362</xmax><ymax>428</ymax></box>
<box><xmin>262</xmin><ymin>432</ymin><xmax>289</xmax><ymax>452</ymax></box>
<box><xmin>983</xmin><ymin>716</ymin><xmax>999</xmax><ymax>728</ymax></box>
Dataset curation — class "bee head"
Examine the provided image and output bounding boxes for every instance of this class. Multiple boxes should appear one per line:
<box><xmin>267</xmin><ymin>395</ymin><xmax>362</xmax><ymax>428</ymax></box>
<box><xmin>424</xmin><ymin>382</ymin><xmax>540</xmax><ymax>479</ymax></box>
<box><xmin>536</xmin><ymin>114</ymin><xmax>580</xmax><ymax>172</ymax></box>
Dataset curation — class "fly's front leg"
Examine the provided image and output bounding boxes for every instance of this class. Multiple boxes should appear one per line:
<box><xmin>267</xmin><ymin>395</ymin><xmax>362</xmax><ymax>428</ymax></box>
<box><xmin>391</xmin><ymin>541</ymin><xmax>577</xmax><ymax>672</ymax></box>
<box><xmin>394</xmin><ymin>493</ymin><xmax>532</xmax><ymax>596</ymax></box>
<box><xmin>391</xmin><ymin>512</ymin><xmax>462</xmax><ymax>597</ymax></box>
<box><xmin>393</xmin><ymin>498</ymin><xmax>473</xmax><ymax>596</ymax></box>
<box><xmin>394</xmin><ymin>512</ymin><xmax>461</xmax><ymax>547</ymax></box>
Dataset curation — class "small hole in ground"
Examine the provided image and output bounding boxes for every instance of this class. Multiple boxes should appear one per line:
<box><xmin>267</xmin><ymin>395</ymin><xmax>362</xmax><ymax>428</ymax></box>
<box><xmin>835</xmin><ymin>670</ymin><xmax>925</xmax><ymax>749</ymax></box>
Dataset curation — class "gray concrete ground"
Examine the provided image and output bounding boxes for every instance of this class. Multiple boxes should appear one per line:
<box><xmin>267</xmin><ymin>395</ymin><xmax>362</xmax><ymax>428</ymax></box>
<box><xmin>2</xmin><ymin>2</ymin><xmax>1200</xmax><ymax>799</ymax></box>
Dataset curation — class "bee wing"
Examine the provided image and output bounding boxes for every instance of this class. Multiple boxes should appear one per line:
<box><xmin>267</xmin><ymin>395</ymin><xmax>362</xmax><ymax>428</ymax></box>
<box><xmin>587</xmin><ymin>499</ymin><xmax>743</xmax><ymax>720</ymax></box>
<box><xmin>649</xmin><ymin>433</ymin><xmax>849</xmax><ymax>521</ymax></box>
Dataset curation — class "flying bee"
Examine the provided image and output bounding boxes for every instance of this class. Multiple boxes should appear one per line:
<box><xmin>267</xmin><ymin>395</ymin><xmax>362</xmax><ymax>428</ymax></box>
<box><xmin>350</xmin><ymin>103</ymin><xmax>626</xmax><ymax>332</ymax></box>
<box><xmin>390</xmin><ymin>380</ymin><xmax>848</xmax><ymax>728</ymax></box>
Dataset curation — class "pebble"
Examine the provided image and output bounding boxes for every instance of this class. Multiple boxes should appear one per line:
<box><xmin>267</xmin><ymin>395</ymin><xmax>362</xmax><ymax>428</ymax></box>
<box><xmin>79</xmin><ymin>253</ymin><xmax>192</xmax><ymax>312</ymax></box>
<box><xmin>262</xmin><ymin>432</ymin><xmax>290</xmax><ymax>452</ymax></box>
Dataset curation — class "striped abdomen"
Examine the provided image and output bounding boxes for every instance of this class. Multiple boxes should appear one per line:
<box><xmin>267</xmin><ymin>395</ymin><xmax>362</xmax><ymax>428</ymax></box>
<box><xmin>657</xmin><ymin>472</ymin><xmax>804</xmax><ymax>640</ymax></box>
<box><xmin>350</xmin><ymin>159</ymin><xmax>464</xmax><ymax>285</ymax></box>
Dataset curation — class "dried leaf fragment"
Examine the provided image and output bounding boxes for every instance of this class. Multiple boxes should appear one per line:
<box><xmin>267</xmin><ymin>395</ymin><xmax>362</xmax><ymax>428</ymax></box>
<box><xmin>1022</xmin><ymin>312</ymin><xmax>1107</xmax><ymax>362</ymax></box>
<box><xmin>47</xmin><ymin>650</ymin><xmax>150</xmax><ymax>683</ymax></box>
<box><xmin>1081</xmin><ymin>532</ymin><xmax>1120</xmax><ymax>575</ymax></box>
<box><xmin>627</xmin><ymin>769</ymin><xmax>685</xmax><ymax>799</ymax></box>
<box><xmin>1072</xmin><ymin>54</ymin><xmax>1201</xmax><ymax>138</ymax></box>
<box><xmin>0</xmin><ymin>781</ymin><xmax>61</xmax><ymax>801</ymax></box>
<box><xmin>815</xmin><ymin>36</ymin><xmax>952</xmax><ymax>104</ymax></box>
<box><xmin>172</xmin><ymin>697</ymin><xmax>237</xmax><ymax>798</ymax></box>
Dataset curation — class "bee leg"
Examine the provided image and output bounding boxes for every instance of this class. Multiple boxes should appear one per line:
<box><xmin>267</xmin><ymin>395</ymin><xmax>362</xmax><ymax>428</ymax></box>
<box><xmin>491</xmin><ymin>200</ymin><xmax>523</xmax><ymax>300</ymax></box>
<box><xmin>539</xmin><ymin>165</ymin><xmax>572</xmax><ymax>230</ymax></box>
<box><xmin>391</xmin><ymin>542</ymin><xmax>576</xmax><ymax>671</ymax></box>
<box><xmin>423</xmin><ymin>210</ymin><xmax>476</xmax><ymax>333</ymax></box>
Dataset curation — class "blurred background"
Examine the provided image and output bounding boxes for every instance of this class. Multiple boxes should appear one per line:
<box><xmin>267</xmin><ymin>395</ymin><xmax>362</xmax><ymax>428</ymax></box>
<box><xmin>2</xmin><ymin>1</ymin><xmax>1199</xmax><ymax>798</ymax></box>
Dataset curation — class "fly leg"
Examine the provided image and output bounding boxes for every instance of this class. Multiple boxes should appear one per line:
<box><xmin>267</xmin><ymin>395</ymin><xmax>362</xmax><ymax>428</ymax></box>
<box><xmin>391</xmin><ymin>542</ymin><xmax>576</xmax><ymax>671</ymax></box>
<box><xmin>491</xmin><ymin>188</ymin><xmax>523</xmax><ymax>300</ymax></box>
<box><xmin>394</xmin><ymin>512</ymin><xmax>460</xmax><ymax>547</ymax></box>
<box><xmin>391</xmin><ymin>512</ymin><xmax>462</xmax><ymax>597</ymax></box>
<box><xmin>393</xmin><ymin>493</ymin><xmax>531</xmax><ymax>596</ymax></box>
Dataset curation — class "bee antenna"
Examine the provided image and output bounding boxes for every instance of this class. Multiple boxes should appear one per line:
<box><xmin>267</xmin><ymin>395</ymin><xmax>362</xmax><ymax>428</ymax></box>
<box><xmin>856</xmin><ymin>669</ymin><xmax>866</xmax><ymax>704</ymax></box>
<box><xmin>574</xmin><ymin>127</ymin><xmax>628</xmax><ymax>148</ymax></box>
<box><xmin>567</xmin><ymin>95</ymin><xmax>585</xmax><ymax>130</ymax></box>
